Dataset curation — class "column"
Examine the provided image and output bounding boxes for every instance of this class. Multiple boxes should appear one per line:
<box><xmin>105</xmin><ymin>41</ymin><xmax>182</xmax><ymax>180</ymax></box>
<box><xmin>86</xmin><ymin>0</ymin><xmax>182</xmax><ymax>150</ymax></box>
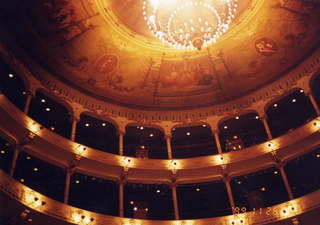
<box><xmin>119</xmin><ymin>182</ymin><xmax>124</xmax><ymax>217</ymax></box>
<box><xmin>9</xmin><ymin>146</ymin><xmax>21</xmax><ymax>177</ymax></box>
<box><xmin>279</xmin><ymin>166</ymin><xmax>294</xmax><ymax>200</ymax></box>
<box><xmin>307</xmin><ymin>92</ymin><xmax>320</xmax><ymax>116</ymax></box>
<box><xmin>171</xmin><ymin>184</ymin><xmax>180</xmax><ymax>220</ymax></box>
<box><xmin>166</xmin><ymin>135</ymin><xmax>173</xmax><ymax>159</ymax></box>
<box><xmin>24</xmin><ymin>92</ymin><xmax>33</xmax><ymax>114</ymax></box>
<box><xmin>70</xmin><ymin>117</ymin><xmax>78</xmax><ymax>141</ymax></box>
<box><xmin>224</xmin><ymin>177</ymin><xmax>235</xmax><ymax>210</ymax></box>
<box><xmin>213</xmin><ymin>130</ymin><xmax>223</xmax><ymax>154</ymax></box>
<box><xmin>119</xmin><ymin>131</ymin><xmax>124</xmax><ymax>156</ymax></box>
<box><xmin>261</xmin><ymin>115</ymin><xmax>273</xmax><ymax>140</ymax></box>
<box><xmin>64</xmin><ymin>169</ymin><xmax>72</xmax><ymax>204</ymax></box>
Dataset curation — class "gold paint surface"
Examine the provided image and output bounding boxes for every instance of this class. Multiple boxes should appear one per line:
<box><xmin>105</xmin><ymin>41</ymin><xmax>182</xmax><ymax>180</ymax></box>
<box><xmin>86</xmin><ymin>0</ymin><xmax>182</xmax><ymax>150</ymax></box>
<box><xmin>9</xmin><ymin>0</ymin><xmax>320</xmax><ymax>109</ymax></box>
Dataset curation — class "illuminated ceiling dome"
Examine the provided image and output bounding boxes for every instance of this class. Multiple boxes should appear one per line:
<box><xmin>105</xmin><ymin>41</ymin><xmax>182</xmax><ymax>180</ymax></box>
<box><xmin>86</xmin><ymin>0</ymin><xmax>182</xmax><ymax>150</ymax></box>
<box><xmin>1</xmin><ymin>0</ymin><xmax>319</xmax><ymax>135</ymax></box>
<box><xmin>1</xmin><ymin>0</ymin><xmax>320</xmax><ymax>112</ymax></box>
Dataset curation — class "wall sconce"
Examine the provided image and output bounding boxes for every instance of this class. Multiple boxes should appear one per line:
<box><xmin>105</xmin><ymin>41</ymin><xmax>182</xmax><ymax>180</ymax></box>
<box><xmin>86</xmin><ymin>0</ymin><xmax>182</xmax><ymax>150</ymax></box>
<box><xmin>264</xmin><ymin>141</ymin><xmax>276</xmax><ymax>154</ymax></box>
<box><xmin>73</xmin><ymin>144</ymin><xmax>87</xmax><ymax>161</ymax></box>
<box><xmin>230</xmin><ymin>217</ymin><xmax>246</xmax><ymax>225</ymax></box>
<box><xmin>313</xmin><ymin>120</ymin><xmax>320</xmax><ymax>128</ymax></box>
<box><xmin>281</xmin><ymin>209</ymin><xmax>288</xmax><ymax>216</ymax></box>
<box><xmin>26</xmin><ymin>194</ymin><xmax>46</xmax><ymax>209</ymax></box>
<box><xmin>230</xmin><ymin>220</ymin><xmax>245</xmax><ymax>225</ymax></box>
<box><xmin>33</xmin><ymin>197</ymin><xmax>46</xmax><ymax>208</ymax></box>
<box><xmin>279</xmin><ymin>203</ymin><xmax>299</xmax><ymax>219</ymax></box>
<box><xmin>28</xmin><ymin>122</ymin><xmax>43</xmax><ymax>134</ymax></box>
<box><xmin>171</xmin><ymin>160</ymin><xmax>178</xmax><ymax>174</ymax></box>
<box><xmin>213</xmin><ymin>154</ymin><xmax>225</xmax><ymax>165</ymax></box>
<box><xmin>73</xmin><ymin>214</ymin><xmax>94</xmax><ymax>224</ymax></box>
<box><xmin>23</xmin><ymin>123</ymin><xmax>44</xmax><ymax>144</ymax></box>
<box><xmin>122</xmin><ymin>157</ymin><xmax>132</xmax><ymax>171</ymax></box>
<box><xmin>306</xmin><ymin>119</ymin><xmax>320</xmax><ymax>133</ymax></box>
<box><xmin>82</xmin><ymin>216</ymin><xmax>94</xmax><ymax>224</ymax></box>
<box><xmin>76</xmin><ymin>145</ymin><xmax>87</xmax><ymax>155</ymax></box>
<box><xmin>228</xmin><ymin>213</ymin><xmax>247</xmax><ymax>225</ymax></box>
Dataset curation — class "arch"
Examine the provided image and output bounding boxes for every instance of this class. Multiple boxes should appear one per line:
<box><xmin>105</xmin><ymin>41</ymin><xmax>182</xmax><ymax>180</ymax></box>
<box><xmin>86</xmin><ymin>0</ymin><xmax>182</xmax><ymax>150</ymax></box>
<box><xmin>36</xmin><ymin>88</ymin><xmax>74</xmax><ymax>117</ymax></box>
<box><xmin>172</xmin><ymin>121</ymin><xmax>211</xmax><ymax>131</ymax></box>
<box><xmin>308</xmin><ymin>68</ymin><xmax>320</xmax><ymax>92</ymax></box>
<box><xmin>126</xmin><ymin>122</ymin><xmax>165</xmax><ymax>134</ymax></box>
<box><xmin>263</xmin><ymin>87</ymin><xmax>305</xmax><ymax>115</ymax></box>
<box><xmin>217</xmin><ymin>109</ymin><xmax>259</xmax><ymax>127</ymax></box>
<box><xmin>0</xmin><ymin>55</ymin><xmax>31</xmax><ymax>92</ymax></box>
<box><xmin>81</xmin><ymin>111</ymin><xmax>119</xmax><ymax>131</ymax></box>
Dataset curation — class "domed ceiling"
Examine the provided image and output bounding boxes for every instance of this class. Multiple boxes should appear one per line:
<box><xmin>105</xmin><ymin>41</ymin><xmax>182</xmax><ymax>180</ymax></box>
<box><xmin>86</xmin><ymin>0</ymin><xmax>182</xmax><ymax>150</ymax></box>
<box><xmin>6</xmin><ymin>0</ymin><xmax>320</xmax><ymax>109</ymax></box>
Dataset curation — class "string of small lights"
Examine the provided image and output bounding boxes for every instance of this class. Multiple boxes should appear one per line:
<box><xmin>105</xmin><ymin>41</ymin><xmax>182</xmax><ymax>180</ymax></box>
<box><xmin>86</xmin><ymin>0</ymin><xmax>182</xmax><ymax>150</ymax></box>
<box><xmin>142</xmin><ymin>0</ymin><xmax>238</xmax><ymax>50</ymax></box>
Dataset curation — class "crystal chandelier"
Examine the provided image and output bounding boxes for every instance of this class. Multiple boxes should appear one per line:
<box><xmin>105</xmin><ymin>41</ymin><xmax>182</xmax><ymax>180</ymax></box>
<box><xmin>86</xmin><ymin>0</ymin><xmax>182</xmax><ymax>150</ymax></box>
<box><xmin>142</xmin><ymin>0</ymin><xmax>238</xmax><ymax>50</ymax></box>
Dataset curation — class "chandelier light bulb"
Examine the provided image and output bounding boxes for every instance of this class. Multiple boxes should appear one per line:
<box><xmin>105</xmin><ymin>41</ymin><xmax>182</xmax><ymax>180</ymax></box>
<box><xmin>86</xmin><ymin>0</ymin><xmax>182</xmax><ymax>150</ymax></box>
<box><xmin>143</xmin><ymin>0</ymin><xmax>238</xmax><ymax>50</ymax></box>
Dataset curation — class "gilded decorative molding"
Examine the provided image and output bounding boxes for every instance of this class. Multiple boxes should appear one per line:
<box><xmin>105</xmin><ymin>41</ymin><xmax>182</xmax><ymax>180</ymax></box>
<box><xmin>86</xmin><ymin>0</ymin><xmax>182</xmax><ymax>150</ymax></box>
<box><xmin>1</xmin><ymin>170</ymin><xmax>320</xmax><ymax>225</ymax></box>
<box><xmin>0</xmin><ymin>94</ymin><xmax>320</xmax><ymax>184</ymax></box>
<box><xmin>0</xmin><ymin>41</ymin><xmax>319</xmax><ymax>130</ymax></box>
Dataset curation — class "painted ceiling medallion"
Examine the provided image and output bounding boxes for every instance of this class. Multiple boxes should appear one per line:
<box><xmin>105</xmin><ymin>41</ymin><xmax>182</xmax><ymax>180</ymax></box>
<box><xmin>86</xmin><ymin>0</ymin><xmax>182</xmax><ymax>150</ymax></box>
<box><xmin>142</xmin><ymin>0</ymin><xmax>238</xmax><ymax>50</ymax></box>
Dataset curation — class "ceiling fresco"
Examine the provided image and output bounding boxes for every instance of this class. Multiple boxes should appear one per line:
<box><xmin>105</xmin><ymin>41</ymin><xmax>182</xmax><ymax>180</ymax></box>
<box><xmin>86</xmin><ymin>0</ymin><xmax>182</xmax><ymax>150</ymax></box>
<box><xmin>5</xmin><ymin>0</ymin><xmax>320</xmax><ymax>109</ymax></box>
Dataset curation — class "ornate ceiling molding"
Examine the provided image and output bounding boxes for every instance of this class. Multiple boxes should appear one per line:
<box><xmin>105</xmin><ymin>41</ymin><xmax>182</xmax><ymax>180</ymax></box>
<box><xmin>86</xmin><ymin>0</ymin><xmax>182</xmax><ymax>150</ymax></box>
<box><xmin>0</xmin><ymin>40</ymin><xmax>319</xmax><ymax>126</ymax></box>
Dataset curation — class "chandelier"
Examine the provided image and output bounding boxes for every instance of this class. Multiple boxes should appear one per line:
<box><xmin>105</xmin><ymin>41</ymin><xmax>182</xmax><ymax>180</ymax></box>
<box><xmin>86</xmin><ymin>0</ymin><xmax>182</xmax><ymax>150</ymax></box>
<box><xmin>142</xmin><ymin>0</ymin><xmax>238</xmax><ymax>50</ymax></box>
